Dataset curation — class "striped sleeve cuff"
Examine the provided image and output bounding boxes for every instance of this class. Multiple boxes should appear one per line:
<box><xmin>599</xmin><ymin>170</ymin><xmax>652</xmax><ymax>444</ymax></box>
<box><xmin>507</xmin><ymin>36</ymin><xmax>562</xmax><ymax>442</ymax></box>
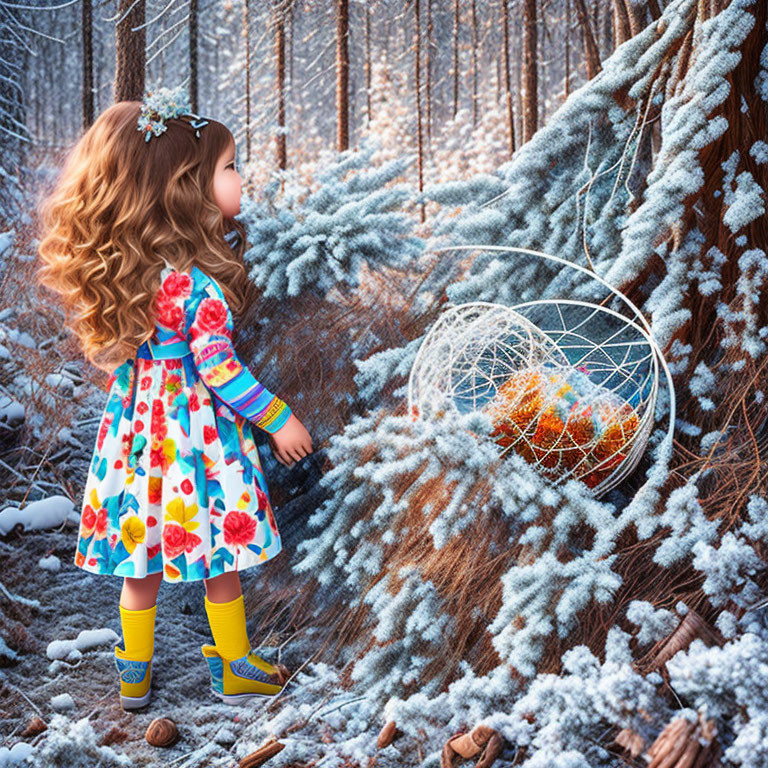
<box><xmin>254</xmin><ymin>396</ymin><xmax>292</xmax><ymax>434</ymax></box>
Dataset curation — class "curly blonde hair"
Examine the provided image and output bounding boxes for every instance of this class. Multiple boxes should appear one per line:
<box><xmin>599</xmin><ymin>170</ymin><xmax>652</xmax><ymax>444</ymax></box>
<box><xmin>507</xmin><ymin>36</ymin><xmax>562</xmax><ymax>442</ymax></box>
<box><xmin>36</xmin><ymin>100</ymin><xmax>252</xmax><ymax>374</ymax></box>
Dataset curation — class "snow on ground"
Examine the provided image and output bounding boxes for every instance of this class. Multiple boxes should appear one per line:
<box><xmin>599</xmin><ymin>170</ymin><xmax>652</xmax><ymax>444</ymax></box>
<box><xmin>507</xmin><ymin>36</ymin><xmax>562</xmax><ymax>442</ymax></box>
<box><xmin>0</xmin><ymin>497</ymin><xmax>77</xmax><ymax>537</ymax></box>
<box><xmin>0</xmin><ymin>523</ymin><xmax>417</xmax><ymax>768</ymax></box>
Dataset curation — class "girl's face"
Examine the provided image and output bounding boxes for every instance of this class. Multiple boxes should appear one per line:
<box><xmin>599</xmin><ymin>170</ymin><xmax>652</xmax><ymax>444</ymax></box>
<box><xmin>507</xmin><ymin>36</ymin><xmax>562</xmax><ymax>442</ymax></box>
<box><xmin>212</xmin><ymin>140</ymin><xmax>242</xmax><ymax>218</ymax></box>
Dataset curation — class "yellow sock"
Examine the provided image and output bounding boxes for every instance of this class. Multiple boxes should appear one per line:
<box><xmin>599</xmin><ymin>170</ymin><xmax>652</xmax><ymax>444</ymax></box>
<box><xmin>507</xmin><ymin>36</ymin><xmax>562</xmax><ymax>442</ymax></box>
<box><xmin>119</xmin><ymin>604</ymin><xmax>157</xmax><ymax>660</ymax></box>
<box><xmin>204</xmin><ymin>593</ymin><xmax>251</xmax><ymax>661</ymax></box>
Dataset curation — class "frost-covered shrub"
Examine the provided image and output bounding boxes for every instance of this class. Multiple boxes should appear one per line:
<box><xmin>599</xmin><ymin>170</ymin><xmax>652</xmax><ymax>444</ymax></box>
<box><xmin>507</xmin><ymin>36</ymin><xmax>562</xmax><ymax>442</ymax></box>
<box><xmin>292</xmin><ymin>406</ymin><xmax>650</xmax><ymax>698</ymax></box>
<box><xmin>385</xmin><ymin>626</ymin><xmax>669</xmax><ymax>766</ymax></box>
<box><xmin>238</xmin><ymin>137</ymin><xmax>423</xmax><ymax>300</ymax></box>
<box><xmin>626</xmin><ymin>600</ymin><xmax>681</xmax><ymax>647</ymax></box>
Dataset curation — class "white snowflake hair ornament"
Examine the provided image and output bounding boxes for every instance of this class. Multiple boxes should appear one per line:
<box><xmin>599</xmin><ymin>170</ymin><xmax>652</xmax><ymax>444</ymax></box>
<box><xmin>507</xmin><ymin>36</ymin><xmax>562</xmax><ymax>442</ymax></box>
<box><xmin>137</xmin><ymin>85</ymin><xmax>209</xmax><ymax>142</ymax></box>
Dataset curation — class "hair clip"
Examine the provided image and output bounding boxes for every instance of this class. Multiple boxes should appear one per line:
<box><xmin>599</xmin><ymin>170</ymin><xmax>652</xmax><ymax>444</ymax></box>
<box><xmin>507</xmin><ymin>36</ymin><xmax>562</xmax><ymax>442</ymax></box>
<box><xmin>223</xmin><ymin>229</ymin><xmax>241</xmax><ymax>249</ymax></box>
<box><xmin>188</xmin><ymin>117</ymin><xmax>209</xmax><ymax>138</ymax></box>
<box><xmin>137</xmin><ymin>85</ymin><xmax>209</xmax><ymax>142</ymax></box>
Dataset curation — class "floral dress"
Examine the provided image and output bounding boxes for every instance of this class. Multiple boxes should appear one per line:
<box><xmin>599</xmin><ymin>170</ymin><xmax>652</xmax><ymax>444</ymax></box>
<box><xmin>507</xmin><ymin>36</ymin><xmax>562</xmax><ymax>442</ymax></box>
<box><xmin>74</xmin><ymin>263</ymin><xmax>292</xmax><ymax>583</ymax></box>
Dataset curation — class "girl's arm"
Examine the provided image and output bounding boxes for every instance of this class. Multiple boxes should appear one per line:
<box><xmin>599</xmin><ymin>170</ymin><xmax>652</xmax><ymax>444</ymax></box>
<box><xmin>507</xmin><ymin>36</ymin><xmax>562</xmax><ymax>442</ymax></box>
<box><xmin>183</xmin><ymin>266</ymin><xmax>291</xmax><ymax>434</ymax></box>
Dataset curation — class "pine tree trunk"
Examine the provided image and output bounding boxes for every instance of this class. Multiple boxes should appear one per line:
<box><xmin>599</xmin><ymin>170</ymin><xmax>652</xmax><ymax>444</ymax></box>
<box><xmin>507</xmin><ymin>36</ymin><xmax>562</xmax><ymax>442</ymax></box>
<box><xmin>414</xmin><ymin>0</ymin><xmax>425</xmax><ymax>223</ymax></box>
<box><xmin>425</xmin><ymin>0</ymin><xmax>433</xmax><ymax>150</ymax></box>
<box><xmin>275</xmin><ymin>0</ymin><xmax>287</xmax><ymax>172</ymax></box>
<box><xmin>336</xmin><ymin>0</ymin><xmax>350</xmax><ymax>152</ymax></box>
<box><xmin>288</xmin><ymin>1</ymin><xmax>294</xmax><ymax>88</ymax></box>
<box><xmin>666</xmin><ymin>0</ymin><xmax>768</xmax><ymax>373</ymax></box>
<box><xmin>564</xmin><ymin>0</ymin><xmax>571</xmax><ymax>98</ymax></box>
<box><xmin>452</xmin><ymin>0</ymin><xmax>460</xmax><ymax>120</ymax></box>
<box><xmin>501</xmin><ymin>0</ymin><xmax>515</xmax><ymax>155</ymax></box>
<box><xmin>515</xmin><ymin>21</ymin><xmax>523</xmax><ymax>146</ymax></box>
<box><xmin>114</xmin><ymin>0</ymin><xmax>145</xmax><ymax>102</ymax></box>
<box><xmin>612</xmin><ymin>0</ymin><xmax>632</xmax><ymax>46</ymax></box>
<box><xmin>244</xmin><ymin>0</ymin><xmax>251</xmax><ymax>163</ymax></box>
<box><xmin>82</xmin><ymin>0</ymin><xmax>94</xmax><ymax>129</ymax></box>
<box><xmin>602</xmin><ymin>0</ymin><xmax>614</xmax><ymax>54</ymax></box>
<box><xmin>471</xmin><ymin>0</ymin><xmax>478</xmax><ymax>127</ymax></box>
<box><xmin>189</xmin><ymin>0</ymin><xmax>198</xmax><ymax>114</ymax></box>
<box><xmin>365</xmin><ymin>3</ymin><xmax>372</xmax><ymax>127</ymax></box>
<box><xmin>647</xmin><ymin>0</ymin><xmax>662</xmax><ymax>20</ymax></box>
<box><xmin>521</xmin><ymin>0</ymin><xmax>538</xmax><ymax>143</ymax></box>
<box><xmin>572</xmin><ymin>0</ymin><xmax>601</xmax><ymax>80</ymax></box>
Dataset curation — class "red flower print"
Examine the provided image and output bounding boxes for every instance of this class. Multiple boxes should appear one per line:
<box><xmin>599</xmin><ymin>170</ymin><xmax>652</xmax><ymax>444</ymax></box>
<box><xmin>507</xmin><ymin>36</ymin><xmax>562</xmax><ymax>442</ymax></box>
<box><xmin>81</xmin><ymin>505</ymin><xmax>96</xmax><ymax>533</ymax></box>
<box><xmin>147</xmin><ymin>515</ymin><xmax>157</xmax><ymax>527</ymax></box>
<box><xmin>166</xmin><ymin>374</ymin><xmax>182</xmax><ymax>394</ymax></box>
<box><xmin>194</xmin><ymin>297</ymin><xmax>229</xmax><ymax>336</ymax></box>
<box><xmin>155</xmin><ymin>299</ymin><xmax>184</xmax><ymax>333</ymax></box>
<box><xmin>151</xmin><ymin>399</ymin><xmax>167</xmax><ymax>441</ymax></box>
<box><xmin>147</xmin><ymin>543</ymin><xmax>161</xmax><ymax>560</ymax></box>
<box><xmin>97</xmin><ymin>413</ymin><xmax>113</xmax><ymax>452</ymax></box>
<box><xmin>222</xmin><ymin>510</ymin><xmax>257</xmax><ymax>547</ymax></box>
<box><xmin>150</xmin><ymin>441</ymin><xmax>172</xmax><ymax>475</ymax></box>
<box><xmin>135</xmin><ymin>420</ymin><xmax>145</xmax><ymax>433</ymax></box>
<box><xmin>95</xmin><ymin>508</ymin><xmax>108</xmax><ymax>537</ymax></box>
<box><xmin>163</xmin><ymin>271</ymin><xmax>192</xmax><ymax>299</ymax></box>
<box><xmin>256</xmin><ymin>488</ymin><xmax>268</xmax><ymax>509</ymax></box>
<box><xmin>163</xmin><ymin>523</ymin><xmax>187</xmax><ymax>560</ymax></box>
<box><xmin>188</xmin><ymin>390</ymin><xmax>200</xmax><ymax>411</ymax></box>
<box><xmin>137</xmin><ymin>401</ymin><xmax>149</xmax><ymax>414</ymax></box>
<box><xmin>203</xmin><ymin>425</ymin><xmax>217</xmax><ymax>444</ymax></box>
<box><xmin>181</xmin><ymin>479</ymin><xmax>193</xmax><ymax>495</ymax></box>
<box><xmin>141</xmin><ymin>376</ymin><xmax>152</xmax><ymax>390</ymax></box>
<box><xmin>121</xmin><ymin>432</ymin><xmax>133</xmax><ymax>459</ymax></box>
<box><xmin>185</xmin><ymin>533</ymin><xmax>202</xmax><ymax>553</ymax></box>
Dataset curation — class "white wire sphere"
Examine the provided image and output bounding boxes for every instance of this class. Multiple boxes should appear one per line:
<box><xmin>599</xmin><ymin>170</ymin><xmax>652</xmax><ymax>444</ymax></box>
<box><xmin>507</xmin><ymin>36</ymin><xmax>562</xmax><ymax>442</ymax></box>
<box><xmin>407</xmin><ymin>302</ymin><xmax>569</xmax><ymax>421</ymax></box>
<box><xmin>408</xmin><ymin>300</ymin><xmax>660</xmax><ymax>497</ymax></box>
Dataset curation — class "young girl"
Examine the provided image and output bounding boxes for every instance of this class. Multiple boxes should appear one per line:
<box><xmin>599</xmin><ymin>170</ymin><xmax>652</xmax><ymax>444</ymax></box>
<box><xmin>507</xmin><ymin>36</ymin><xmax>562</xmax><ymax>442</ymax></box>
<box><xmin>36</xmin><ymin>88</ymin><xmax>313</xmax><ymax>710</ymax></box>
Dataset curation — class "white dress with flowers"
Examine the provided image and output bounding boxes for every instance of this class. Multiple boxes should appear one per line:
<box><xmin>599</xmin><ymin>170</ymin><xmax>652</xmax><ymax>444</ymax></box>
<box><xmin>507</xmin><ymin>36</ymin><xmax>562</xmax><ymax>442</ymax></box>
<box><xmin>73</xmin><ymin>264</ymin><xmax>292</xmax><ymax>583</ymax></box>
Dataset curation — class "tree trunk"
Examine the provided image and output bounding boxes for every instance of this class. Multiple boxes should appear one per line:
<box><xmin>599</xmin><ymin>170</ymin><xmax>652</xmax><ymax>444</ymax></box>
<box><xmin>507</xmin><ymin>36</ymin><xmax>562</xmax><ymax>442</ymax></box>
<box><xmin>572</xmin><ymin>0</ymin><xmax>601</xmax><ymax>80</ymax></box>
<box><xmin>82</xmin><ymin>0</ymin><xmax>94</xmax><ymax>128</ymax></box>
<box><xmin>471</xmin><ymin>0</ymin><xmax>478</xmax><ymax>127</ymax></box>
<box><xmin>521</xmin><ymin>0</ymin><xmax>538</xmax><ymax>143</ymax></box>
<box><xmin>274</xmin><ymin>0</ymin><xmax>287</xmax><ymax>172</ymax></box>
<box><xmin>336</xmin><ymin>0</ymin><xmax>350</xmax><ymax>152</ymax></box>
<box><xmin>602</xmin><ymin>0</ymin><xmax>614</xmax><ymax>54</ymax></box>
<box><xmin>114</xmin><ymin>0</ymin><xmax>145</xmax><ymax>102</ymax></box>
<box><xmin>564</xmin><ymin>0</ymin><xmax>571</xmax><ymax>98</ymax></box>
<box><xmin>414</xmin><ymin>0</ymin><xmax>425</xmax><ymax>223</ymax></box>
<box><xmin>365</xmin><ymin>2</ymin><xmax>372</xmax><ymax>127</ymax></box>
<box><xmin>501</xmin><ymin>0</ymin><xmax>515</xmax><ymax>155</ymax></box>
<box><xmin>452</xmin><ymin>0</ymin><xmax>459</xmax><ymax>120</ymax></box>
<box><xmin>425</xmin><ymin>0</ymin><xmax>433</xmax><ymax>150</ymax></box>
<box><xmin>612</xmin><ymin>0</ymin><xmax>632</xmax><ymax>46</ymax></box>
<box><xmin>244</xmin><ymin>0</ymin><xmax>251</xmax><ymax>162</ymax></box>
<box><xmin>189</xmin><ymin>0</ymin><xmax>198</xmax><ymax>113</ymax></box>
<box><xmin>289</xmin><ymin>1</ymin><xmax>294</xmax><ymax>88</ymax></box>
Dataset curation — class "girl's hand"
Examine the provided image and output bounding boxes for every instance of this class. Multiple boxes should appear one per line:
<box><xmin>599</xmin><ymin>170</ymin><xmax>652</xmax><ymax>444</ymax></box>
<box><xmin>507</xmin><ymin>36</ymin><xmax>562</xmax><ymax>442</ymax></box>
<box><xmin>267</xmin><ymin>411</ymin><xmax>313</xmax><ymax>468</ymax></box>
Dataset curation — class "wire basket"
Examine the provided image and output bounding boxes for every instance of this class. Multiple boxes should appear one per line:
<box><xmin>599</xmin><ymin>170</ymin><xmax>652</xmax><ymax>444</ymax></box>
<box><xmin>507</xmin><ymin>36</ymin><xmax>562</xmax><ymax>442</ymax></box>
<box><xmin>408</xmin><ymin>246</ymin><xmax>676</xmax><ymax>497</ymax></box>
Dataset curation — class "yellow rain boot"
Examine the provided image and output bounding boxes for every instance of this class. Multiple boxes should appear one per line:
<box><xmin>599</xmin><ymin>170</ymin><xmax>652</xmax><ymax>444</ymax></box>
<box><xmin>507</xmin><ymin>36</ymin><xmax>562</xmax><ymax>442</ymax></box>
<box><xmin>202</xmin><ymin>594</ymin><xmax>285</xmax><ymax>704</ymax></box>
<box><xmin>114</xmin><ymin>603</ymin><xmax>156</xmax><ymax>711</ymax></box>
